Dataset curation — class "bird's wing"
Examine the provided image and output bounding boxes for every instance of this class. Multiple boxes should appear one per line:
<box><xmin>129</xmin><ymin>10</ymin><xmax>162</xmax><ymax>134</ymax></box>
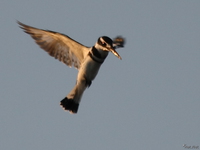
<box><xmin>113</xmin><ymin>36</ymin><xmax>126</xmax><ymax>49</ymax></box>
<box><xmin>18</xmin><ymin>21</ymin><xmax>89</xmax><ymax>69</ymax></box>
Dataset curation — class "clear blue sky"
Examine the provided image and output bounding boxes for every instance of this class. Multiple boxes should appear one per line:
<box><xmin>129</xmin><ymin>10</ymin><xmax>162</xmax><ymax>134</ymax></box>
<box><xmin>1</xmin><ymin>1</ymin><xmax>200</xmax><ymax>150</ymax></box>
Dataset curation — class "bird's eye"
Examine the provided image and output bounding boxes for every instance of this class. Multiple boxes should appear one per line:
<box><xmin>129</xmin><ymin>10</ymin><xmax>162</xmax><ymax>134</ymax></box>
<box><xmin>102</xmin><ymin>42</ymin><xmax>106</xmax><ymax>46</ymax></box>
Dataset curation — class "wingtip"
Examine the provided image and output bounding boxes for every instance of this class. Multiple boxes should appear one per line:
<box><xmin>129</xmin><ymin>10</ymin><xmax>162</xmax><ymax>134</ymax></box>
<box><xmin>17</xmin><ymin>20</ymin><xmax>26</xmax><ymax>30</ymax></box>
<box><xmin>16</xmin><ymin>20</ymin><xmax>23</xmax><ymax>26</ymax></box>
<box><xmin>113</xmin><ymin>36</ymin><xmax>126</xmax><ymax>48</ymax></box>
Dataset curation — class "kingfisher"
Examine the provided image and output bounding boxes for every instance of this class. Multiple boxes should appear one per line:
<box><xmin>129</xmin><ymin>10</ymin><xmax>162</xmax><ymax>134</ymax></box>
<box><xmin>18</xmin><ymin>21</ymin><xmax>125</xmax><ymax>114</ymax></box>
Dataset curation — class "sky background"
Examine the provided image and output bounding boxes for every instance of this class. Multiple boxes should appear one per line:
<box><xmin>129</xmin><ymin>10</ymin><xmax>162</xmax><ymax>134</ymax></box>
<box><xmin>1</xmin><ymin>0</ymin><xmax>200</xmax><ymax>150</ymax></box>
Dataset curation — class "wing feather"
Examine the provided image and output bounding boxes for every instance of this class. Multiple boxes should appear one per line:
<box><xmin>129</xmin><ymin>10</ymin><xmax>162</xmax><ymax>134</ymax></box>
<box><xmin>18</xmin><ymin>21</ymin><xmax>89</xmax><ymax>69</ymax></box>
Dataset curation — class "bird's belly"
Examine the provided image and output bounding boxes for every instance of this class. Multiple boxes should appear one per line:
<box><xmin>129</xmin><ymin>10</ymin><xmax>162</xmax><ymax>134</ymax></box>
<box><xmin>78</xmin><ymin>58</ymin><xmax>102</xmax><ymax>81</ymax></box>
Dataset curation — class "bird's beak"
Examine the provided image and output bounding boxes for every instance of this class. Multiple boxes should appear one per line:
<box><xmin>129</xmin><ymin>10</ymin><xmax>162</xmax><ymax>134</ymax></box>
<box><xmin>110</xmin><ymin>48</ymin><xmax>122</xmax><ymax>60</ymax></box>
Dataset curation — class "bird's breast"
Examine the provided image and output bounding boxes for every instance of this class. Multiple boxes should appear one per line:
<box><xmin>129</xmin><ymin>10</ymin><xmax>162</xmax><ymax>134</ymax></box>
<box><xmin>78</xmin><ymin>56</ymin><xmax>102</xmax><ymax>81</ymax></box>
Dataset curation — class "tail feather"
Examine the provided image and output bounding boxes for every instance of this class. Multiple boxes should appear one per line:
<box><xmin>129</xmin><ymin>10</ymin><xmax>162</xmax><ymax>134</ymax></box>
<box><xmin>60</xmin><ymin>97</ymin><xmax>79</xmax><ymax>114</ymax></box>
<box><xmin>60</xmin><ymin>78</ymin><xmax>88</xmax><ymax>114</ymax></box>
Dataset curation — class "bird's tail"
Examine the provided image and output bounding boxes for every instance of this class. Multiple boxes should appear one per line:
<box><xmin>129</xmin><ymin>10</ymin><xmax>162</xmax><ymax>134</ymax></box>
<box><xmin>60</xmin><ymin>82</ymin><xmax>87</xmax><ymax>114</ymax></box>
<box><xmin>60</xmin><ymin>97</ymin><xmax>79</xmax><ymax>114</ymax></box>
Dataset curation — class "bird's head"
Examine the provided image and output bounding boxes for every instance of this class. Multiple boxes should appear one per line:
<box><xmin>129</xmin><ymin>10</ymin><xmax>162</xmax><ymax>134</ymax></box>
<box><xmin>95</xmin><ymin>36</ymin><xmax>122</xmax><ymax>60</ymax></box>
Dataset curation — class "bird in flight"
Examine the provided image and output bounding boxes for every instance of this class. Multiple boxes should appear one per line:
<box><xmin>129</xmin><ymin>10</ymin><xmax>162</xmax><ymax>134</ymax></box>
<box><xmin>18</xmin><ymin>21</ymin><xmax>125</xmax><ymax>114</ymax></box>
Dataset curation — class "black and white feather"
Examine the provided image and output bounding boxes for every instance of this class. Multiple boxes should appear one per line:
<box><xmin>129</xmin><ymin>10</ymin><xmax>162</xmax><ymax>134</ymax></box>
<box><xmin>113</xmin><ymin>36</ymin><xmax>126</xmax><ymax>48</ymax></box>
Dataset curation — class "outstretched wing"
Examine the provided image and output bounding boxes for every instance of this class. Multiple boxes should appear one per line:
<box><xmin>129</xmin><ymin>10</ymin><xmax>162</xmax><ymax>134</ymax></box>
<box><xmin>18</xmin><ymin>21</ymin><xmax>89</xmax><ymax>69</ymax></box>
<box><xmin>113</xmin><ymin>36</ymin><xmax>126</xmax><ymax>49</ymax></box>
